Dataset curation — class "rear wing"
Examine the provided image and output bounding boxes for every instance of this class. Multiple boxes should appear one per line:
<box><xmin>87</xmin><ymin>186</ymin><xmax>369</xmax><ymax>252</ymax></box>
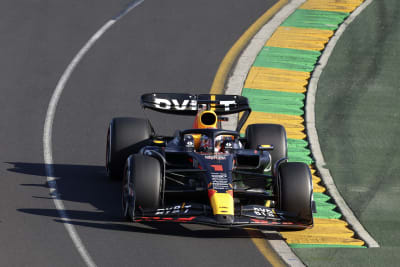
<box><xmin>141</xmin><ymin>93</ymin><xmax>251</xmax><ymax>131</ymax></box>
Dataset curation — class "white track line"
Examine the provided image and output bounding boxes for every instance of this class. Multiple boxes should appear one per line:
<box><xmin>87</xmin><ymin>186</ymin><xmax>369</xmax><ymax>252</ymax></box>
<box><xmin>306</xmin><ymin>0</ymin><xmax>379</xmax><ymax>248</ymax></box>
<box><xmin>43</xmin><ymin>1</ymin><xmax>144</xmax><ymax>266</ymax></box>
<box><xmin>224</xmin><ymin>1</ymin><xmax>307</xmax><ymax>266</ymax></box>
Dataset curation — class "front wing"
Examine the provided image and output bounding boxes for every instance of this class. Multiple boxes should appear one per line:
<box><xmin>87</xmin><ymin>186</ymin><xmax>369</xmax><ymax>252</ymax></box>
<box><xmin>133</xmin><ymin>203</ymin><xmax>312</xmax><ymax>229</ymax></box>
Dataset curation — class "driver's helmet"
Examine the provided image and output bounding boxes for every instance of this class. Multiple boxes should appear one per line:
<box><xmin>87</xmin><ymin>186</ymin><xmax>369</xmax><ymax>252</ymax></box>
<box><xmin>198</xmin><ymin>135</ymin><xmax>211</xmax><ymax>152</ymax></box>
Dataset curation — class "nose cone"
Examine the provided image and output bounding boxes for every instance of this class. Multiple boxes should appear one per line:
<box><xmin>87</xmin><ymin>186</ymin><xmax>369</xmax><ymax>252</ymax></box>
<box><xmin>215</xmin><ymin>214</ymin><xmax>234</xmax><ymax>225</ymax></box>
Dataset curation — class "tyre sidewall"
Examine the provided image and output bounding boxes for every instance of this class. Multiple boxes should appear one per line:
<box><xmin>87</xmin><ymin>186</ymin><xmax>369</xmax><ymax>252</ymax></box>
<box><xmin>278</xmin><ymin>162</ymin><xmax>313</xmax><ymax>226</ymax></box>
<box><xmin>107</xmin><ymin>117</ymin><xmax>152</xmax><ymax>179</ymax></box>
<box><xmin>129</xmin><ymin>154</ymin><xmax>162</xmax><ymax>210</ymax></box>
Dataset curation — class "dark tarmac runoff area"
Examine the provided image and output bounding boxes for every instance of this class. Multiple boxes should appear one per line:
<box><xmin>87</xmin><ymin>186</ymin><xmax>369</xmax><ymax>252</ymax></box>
<box><xmin>294</xmin><ymin>0</ymin><xmax>400</xmax><ymax>266</ymax></box>
<box><xmin>0</xmin><ymin>0</ymin><xmax>277</xmax><ymax>266</ymax></box>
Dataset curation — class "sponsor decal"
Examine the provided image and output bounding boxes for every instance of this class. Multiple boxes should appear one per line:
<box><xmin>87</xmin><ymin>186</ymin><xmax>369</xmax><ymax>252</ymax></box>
<box><xmin>211</xmin><ymin>172</ymin><xmax>230</xmax><ymax>190</ymax></box>
<box><xmin>154</xmin><ymin>98</ymin><xmax>236</xmax><ymax>111</ymax></box>
<box><xmin>154</xmin><ymin>98</ymin><xmax>196</xmax><ymax>110</ymax></box>
<box><xmin>154</xmin><ymin>204</ymin><xmax>191</xmax><ymax>215</ymax></box>
<box><xmin>253</xmin><ymin>207</ymin><xmax>276</xmax><ymax>218</ymax></box>
<box><xmin>204</xmin><ymin>155</ymin><xmax>227</xmax><ymax>160</ymax></box>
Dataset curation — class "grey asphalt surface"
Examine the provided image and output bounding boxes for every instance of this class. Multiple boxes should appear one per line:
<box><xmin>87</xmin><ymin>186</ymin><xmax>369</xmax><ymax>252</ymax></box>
<box><xmin>0</xmin><ymin>0</ymin><xmax>277</xmax><ymax>266</ymax></box>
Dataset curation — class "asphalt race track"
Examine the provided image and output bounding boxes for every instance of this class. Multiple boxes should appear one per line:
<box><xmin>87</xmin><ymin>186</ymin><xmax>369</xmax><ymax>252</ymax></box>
<box><xmin>0</xmin><ymin>0</ymin><xmax>277</xmax><ymax>266</ymax></box>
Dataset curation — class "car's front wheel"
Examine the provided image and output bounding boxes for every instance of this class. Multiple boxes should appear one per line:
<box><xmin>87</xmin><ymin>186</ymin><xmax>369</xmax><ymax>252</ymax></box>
<box><xmin>277</xmin><ymin>162</ymin><xmax>313</xmax><ymax>228</ymax></box>
<box><xmin>122</xmin><ymin>154</ymin><xmax>162</xmax><ymax>220</ymax></box>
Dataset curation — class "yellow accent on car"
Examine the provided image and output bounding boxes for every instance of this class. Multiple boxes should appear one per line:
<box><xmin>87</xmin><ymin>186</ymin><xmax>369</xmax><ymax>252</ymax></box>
<box><xmin>209</xmin><ymin>192</ymin><xmax>234</xmax><ymax>215</ymax></box>
<box><xmin>196</xmin><ymin>110</ymin><xmax>218</xmax><ymax>129</ymax></box>
<box><xmin>210</xmin><ymin>95</ymin><xmax>216</xmax><ymax>111</ymax></box>
<box><xmin>260</xmin><ymin>144</ymin><xmax>273</xmax><ymax>148</ymax></box>
<box><xmin>153</xmin><ymin>140</ymin><xmax>164</xmax><ymax>144</ymax></box>
<box><xmin>192</xmin><ymin>134</ymin><xmax>202</xmax><ymax>149</ymax></box>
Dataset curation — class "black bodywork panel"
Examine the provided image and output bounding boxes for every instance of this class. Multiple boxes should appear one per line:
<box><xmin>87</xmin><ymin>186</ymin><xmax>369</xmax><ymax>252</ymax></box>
<box><xmin>128</xmin><ymin>128</ymin><xmax>313</xmax><ymax>229</ymax></box>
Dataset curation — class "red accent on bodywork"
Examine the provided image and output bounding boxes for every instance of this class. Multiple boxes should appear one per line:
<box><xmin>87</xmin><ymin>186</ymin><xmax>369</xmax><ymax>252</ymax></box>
<box><xmin>250</xmin><ymin>218</ymin><xmax>294</xmax><ymax>225</ymax></box>
<box><xmin>176</xmin><ymin>217</ymin><xmax>196</xmax><ymax>221</ymax></box>
<box><xmin>211</xmin><ymin>164</ymin><xmax>223</xmax><ymax>171</ymax></box>
<box><xmin>251</xmin><ymin>218</ymin><xmax>270</xmax><ymax>224</ymax></box>
<box><xmin>134</xmin><ymin>217</ymin><xmax>196</xmax><ymax>222</ymax></box>
<box><xmin>208</xmin><ymin>189</ymin><xmax>217</xmax><ymax>198</ymax></box>
<box><xmin>226</xmin><ymin>190</ymin><xmax>233</xmax><ymax>197</ymax></box>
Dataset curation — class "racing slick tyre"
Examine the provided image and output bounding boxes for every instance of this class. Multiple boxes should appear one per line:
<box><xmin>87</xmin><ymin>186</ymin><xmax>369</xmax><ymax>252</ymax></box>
<box><xmin>106</xmin><ymin>117</ymin><xmax>152</xmax><ymax>180</ymax></box>
<box><xmin>277</xmin><ymin>162</ymin><xmax>313</xmax><ymax>228</ymax></box>
<box><xmin>245</xmin><ymin>124</ymin><xmax>287</xmax><ymax>172</ymax></box>
<box><xmin>122</xmin><ymin>154</ymin><xmax>162</xmax><ymax>220</ymax></box>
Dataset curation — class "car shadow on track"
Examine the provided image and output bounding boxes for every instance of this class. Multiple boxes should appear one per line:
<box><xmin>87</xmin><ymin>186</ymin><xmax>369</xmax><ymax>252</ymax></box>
<box><xmin>7</xmin><ymin>162</ymin><xmax>282</xmax><ymax>239</ymax></box>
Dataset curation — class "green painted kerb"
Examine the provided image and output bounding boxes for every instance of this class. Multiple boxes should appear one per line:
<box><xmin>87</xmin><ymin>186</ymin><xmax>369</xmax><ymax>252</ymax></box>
<box><xmin>313</xmin><ymin>193</ymin><xmax>342</xmax><ymax>219</ymax></box>
<box><xmin>287</xmin><ymin>138</ymin><xmax>314</xmax><ymax>166</ymax></box>
<box><xmin>282</xmin><ymin>9</ymin><xmax>349</xmax><ymax>30</ymax></box>
<box><xmin>242</xmin><ymin>88</ymin><xmax>305</xmax><ymax>115</ymax></box>
<box><xmin>253</xmin><ymin>46</ymin><xmax>320</xmax><ymax>72</ymax></box>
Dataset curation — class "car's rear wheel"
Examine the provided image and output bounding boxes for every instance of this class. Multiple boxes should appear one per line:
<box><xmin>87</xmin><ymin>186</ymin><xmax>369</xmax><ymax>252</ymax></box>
<box><xmin>277</xmin><ymin>162</ymin><xmax>313</xmax><ymax>228</ymax></box>
<box><xmin>106</xmin><ymin>117</ymin><xmax>152</xmax><ymax>180</ymax></box>
<box><xmin>245</xmin><ymin>124</ymin><xmax>287</xmax><ymax>172</ymax></box>
<box><xmin>122</xmin><ymin>154</ymin><xmax>162</xmax><ymax>220</ymax></box>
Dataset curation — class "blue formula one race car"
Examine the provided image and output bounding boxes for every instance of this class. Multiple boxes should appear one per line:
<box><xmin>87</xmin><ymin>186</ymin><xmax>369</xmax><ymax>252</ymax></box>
<box><xmin>106</xmin><ymin>93</ymin><xmax>314</xmax><ymax>229</ymax></box>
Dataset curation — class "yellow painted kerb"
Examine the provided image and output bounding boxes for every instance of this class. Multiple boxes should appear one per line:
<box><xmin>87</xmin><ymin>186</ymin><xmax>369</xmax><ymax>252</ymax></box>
<box><xmin>210</xmin><ymin>0</ymin><xmax>289</xmax><ymax>94</ymax></box>
<box><xmin>244</xmin><ymin>66</ymin><xmax>310</xmax><ymax>93</ymax></box>
<box><xmin>266</xmin><ymin>26</ymin><xmax>334</xmax><ymax>51</ymax></box>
